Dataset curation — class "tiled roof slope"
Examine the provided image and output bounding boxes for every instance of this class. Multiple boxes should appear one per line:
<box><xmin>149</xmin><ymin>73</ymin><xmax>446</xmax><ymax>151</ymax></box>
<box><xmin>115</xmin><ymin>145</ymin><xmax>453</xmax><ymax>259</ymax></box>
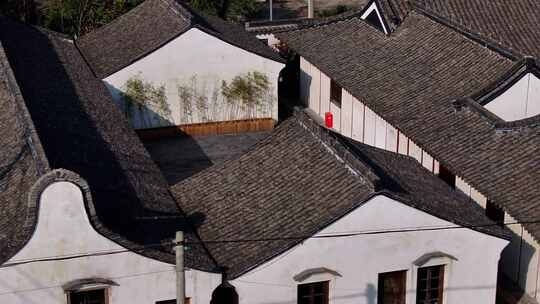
<box><xmin>277</xmin><ymin>13</ymin><xmax>540</xmax><ymax>241</ymax></box>
<box><xmin>77</xmin><ymin>0</ymin><xmax>283</xmax><ymax>79</ymax></box>
<box><xmin>171</xmin><ymin>111</ymin><xmax>509</xmax><ymax>279</ymax></box>
<box><xmin>0</xmin><ymin>42</ymin><xmax>47</xmax><ymax>265</ymax></box>
<box><xmin>413</xmin><ymin>0</ymin><xmax>540</xmax><ymax>60</ymax></box>
<box><xmin>0</xmin><ymin>18</ymin><xmax>216</xmax><ymax>271</ymax></box>
<box><xmin>377</xmin><ymin>0</ymin><xmax>411</xmax><ymax>29</ymax></box>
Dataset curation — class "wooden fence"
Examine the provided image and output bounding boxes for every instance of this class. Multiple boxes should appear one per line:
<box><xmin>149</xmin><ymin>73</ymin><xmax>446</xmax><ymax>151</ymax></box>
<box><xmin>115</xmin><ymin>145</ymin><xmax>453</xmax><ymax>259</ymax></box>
<box><xmin>137</xmin><ymin>118</ymin><xmax>275</xmax><ymax>140</ymax></box>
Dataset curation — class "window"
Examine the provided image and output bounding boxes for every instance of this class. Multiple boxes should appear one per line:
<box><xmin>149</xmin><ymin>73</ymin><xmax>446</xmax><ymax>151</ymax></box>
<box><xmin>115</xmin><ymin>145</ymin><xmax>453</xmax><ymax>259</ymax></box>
<box><xmin>330</xmin><ymin>80</ymin><xmax>342</xmax><ymax>108</ymax></box>
<box><xmin>416</xmin><ymin>265</ymin><xmax>444</xmax><ymax>304</ymax></box>
<box><xmin>486</xmin><ymin>200</ymin><xmax>505</xmax><ymax>225</ymax></box>
<box><xmin>438</xmin><ymin>165</ymin><xmax>456</xmax><ymax>189</ymax></box>
<box><xmin>298</xmin><ymin>281</ymin><xmax>329</xmax><ymax>304</ymax></box>
<box><xmin>68</xmin><ymin>289</ymin><xmax>107</xmax><ymax>304</ymax></box>
<box><xmin>378</xmin><ymin>270</ymin><xmax>406</xmax><ymax>304</ymax></box>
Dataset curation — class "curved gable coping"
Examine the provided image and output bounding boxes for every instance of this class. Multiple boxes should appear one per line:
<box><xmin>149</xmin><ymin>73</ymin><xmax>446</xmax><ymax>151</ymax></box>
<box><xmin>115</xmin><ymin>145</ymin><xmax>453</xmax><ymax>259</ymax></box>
<box><xmin>413</xmin><ymin>251</ymin><xmax>458</xmax><ymax>267</ymax></box>
<box><xmin>62</xmin><ymin>278</ymin><xmax>119</xmax><ymax>292</ymax></box>
<box><xmin>473</xmin><ymin>57</ymin><xmax>540</xmax><ymax>106</ymax></box>
<box><xmin>6</xmin><ymin>169</ymin><xmax>177</xmax><ymax>267</ymax></box>
<box><xmin>293</xmin><ymin>267</ymin><xmax>342</xmax><ymax>282</ymax></box>
<box><xmin>452</xmin><ymin>97</ymin><xmax>540</xmax><ymax>132</ymax></box>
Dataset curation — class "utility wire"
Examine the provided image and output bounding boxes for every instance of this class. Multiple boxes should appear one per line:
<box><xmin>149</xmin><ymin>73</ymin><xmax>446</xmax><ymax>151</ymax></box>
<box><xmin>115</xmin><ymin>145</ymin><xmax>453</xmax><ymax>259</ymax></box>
<box><xmin>1</xmin><ymin>242</ymin><xmax>167</xmax><ymax>268</ymax></box>
<box><xmin>1</xmin><ymin>219</ymin><xmax>539</xmax><ymax>269</ymax></box>
<box><xmin>179</xmin><ymin>219</ymin><xmax>537</xmax><ymax>245</ymax></box>
<box><xmin>0</xmin><ymin>269</ymin><xmax>176</xmax><ymax>296</ymax></box>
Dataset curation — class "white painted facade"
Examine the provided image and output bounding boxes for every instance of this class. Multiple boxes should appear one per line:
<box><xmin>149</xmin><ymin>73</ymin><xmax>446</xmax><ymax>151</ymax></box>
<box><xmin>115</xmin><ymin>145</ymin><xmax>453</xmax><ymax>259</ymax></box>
<box><xmin>300</xmin><ymin>56</ymin><xmax>540</xmax><ymax>299</ymax></box>
<box><xmin>233</xmin><ymin>195</ymin><xmax>508</xmax><ymax>304</ymax></box>
<box><xmin>103</xmin><ymin>28</ymin><xmax>284</xmax><ymax>129</ymax></box>
<box><xmin>0</xmin><ymin>181</ymin><xmax>221</xmax><ymax>304</ymax></box>
<box><xmin>484</xmin><ymin>73</ymin><xmax>540</xmax><ymax>121</ymax></box>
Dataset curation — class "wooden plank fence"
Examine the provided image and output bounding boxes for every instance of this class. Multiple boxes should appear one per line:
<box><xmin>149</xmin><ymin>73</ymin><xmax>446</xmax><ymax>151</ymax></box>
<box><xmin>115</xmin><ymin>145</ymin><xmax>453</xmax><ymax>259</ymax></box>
<box><xmin>137</xmin><ymin>118</ymin><xmax>275</xmax><ymax>140</ymax></box>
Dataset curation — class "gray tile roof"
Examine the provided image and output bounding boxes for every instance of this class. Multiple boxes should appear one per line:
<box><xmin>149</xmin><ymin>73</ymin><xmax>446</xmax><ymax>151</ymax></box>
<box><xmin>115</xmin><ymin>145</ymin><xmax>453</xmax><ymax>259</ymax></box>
<box><xmin>76</xmin><ymin>0</ymin><xmax>284</xmax><ymax>79</ymax></box>
<box><xmin>171</xmin><ymin>111</ymin><xmax>509</xmax><ymax>279</ymax></box>
<box><xmin>413</xmin><ymin>0</ymin><xmax>540</xmax><ymax>61</ymax></box>
<box><xmin>0</xmin><ymin>39</ymin><xmax>48</xmax><ymax>266</ymax></box>
<box><xmin>0</xmin><ymin>17</ymin><xmax>216</xmax><ymax>271</ymax></box>
<box><xmin>277</xmin><ymin>11</ymin><xmax>540</xmax><ymax>241</ymax></box>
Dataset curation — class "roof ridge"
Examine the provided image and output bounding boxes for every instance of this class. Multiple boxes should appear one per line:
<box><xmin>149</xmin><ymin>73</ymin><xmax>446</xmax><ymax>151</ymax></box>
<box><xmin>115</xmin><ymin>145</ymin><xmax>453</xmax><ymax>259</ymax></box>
<box><xmin>294</xmin><ymin>110</ymin><xmax>379</xmax><ymax>187</ymax></box>
<box><xmin>161</xmin><ymin>0</ymin><xmax>193</xmax><ymax>23</ymax></box>
<box><xmin>78</xmin><ymin>0</ymin><xmax>190</xmax><ymax>41</ymax></box>
<box><xmin>411</xmin><ymin>2</ymin><xmax>522</xmax><ymax>61</ymax></box>
<box><xmin>277</xmin><ymin>10</ymin><xmax>363</xmax><ymax>34</ymax></box>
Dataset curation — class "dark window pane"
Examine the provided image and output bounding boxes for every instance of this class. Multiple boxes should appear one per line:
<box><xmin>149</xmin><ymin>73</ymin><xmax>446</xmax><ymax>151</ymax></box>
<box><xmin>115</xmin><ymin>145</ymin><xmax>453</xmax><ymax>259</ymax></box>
<box><xmin>70</xmin><ymin>289</ymin><xmax>105</xmax><ymax>304</ymax></box>
<box><xmin>378</xmin><ymin>270</ymin><xmax>406</xmax><ymax>304</ymax></box>
<box><xmin>313</xmin><ymin>295</ymin><xmax>325</xmax><ymax>304</ymax></box>
<box><xmin>486</xmin><ymin>200</ymin><xmax>505</xmax><ymax>225</ymax></box>
<box><xmin>330</xmin><ymin>80</ymin><xmax>342</xmax><ymax>107</ymax></box>
<box><xmin>298</xmin><ymin>281</ymin><xmax>329</xmax><ymax>304</ymax></box>
<box><xmin>438</xmin><ymin>165</ymin><xmax>456</xmax><ymax>189</ymax></box>
<box><xmin>299</xmin><ymin>297</ymin><xmax>311</xmax><ymax>304</ymax></box>
<box><xmin>416</xmin><ymin>266</ymin><xmax>444</xmax><ymax>304</ymax></box>
<box><xmin>313</xmin><ymin>283</ymin><xmax>324</xmax><ymax>294</ymax></box>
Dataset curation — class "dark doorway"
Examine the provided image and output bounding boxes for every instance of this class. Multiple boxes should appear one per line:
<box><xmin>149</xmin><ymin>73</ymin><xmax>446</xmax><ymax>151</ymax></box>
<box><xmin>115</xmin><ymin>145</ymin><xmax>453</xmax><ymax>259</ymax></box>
<box><xmin>210</xmin><ymin>282</ymin><xmax>239</xmax><ymax>304</ymax></box>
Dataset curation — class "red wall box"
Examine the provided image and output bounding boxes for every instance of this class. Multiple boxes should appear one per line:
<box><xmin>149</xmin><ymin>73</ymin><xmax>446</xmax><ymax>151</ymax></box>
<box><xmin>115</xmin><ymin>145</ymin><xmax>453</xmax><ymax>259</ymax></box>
<box><xmin>325</xmin><ymin>112</ymin><xmax>333</xmax><ymax>128</ymax></box>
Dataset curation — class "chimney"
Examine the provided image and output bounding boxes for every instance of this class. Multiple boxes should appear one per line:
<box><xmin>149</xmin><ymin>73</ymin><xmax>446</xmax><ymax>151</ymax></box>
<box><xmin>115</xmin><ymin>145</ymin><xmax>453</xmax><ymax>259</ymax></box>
<box><xmin>308</xmin><ymin>0</ymin><xmax>314</xmax><ymax>18</ymax></box>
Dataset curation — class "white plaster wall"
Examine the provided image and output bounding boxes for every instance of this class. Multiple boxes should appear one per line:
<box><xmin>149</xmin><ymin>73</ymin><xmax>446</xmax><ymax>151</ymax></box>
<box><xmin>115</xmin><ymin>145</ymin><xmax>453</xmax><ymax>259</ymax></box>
<box><xmin>104</xmin><ymin>28</ymin><xmax>284</xmax><ymax>129</ymax></box>
<box><xmin>375</xmin><ymin>114</ymin><xmax>387</xmax><ymax>149</ymax></box>
<box><xmin>298</xmin><ymin>56</ymin><xmax>540</xmax><ymax>299</ymax></box>
<box><xmin>385</xmin><ymin>124</ymin><xmax>398</xmax><ymax>153</ymax></box>
<box><xmin>341</xmin><ymin>90</ymin><xmax>353</xmax><ymax>137</ymax></box>
<box><xmin>351</xmin><ymin>97</ymin><xmax>365</xmax><ymax>142</ymax></box>
<box><xmin>398</xmin><ymin>131</ymin><xmax>409</xmax><ymax>156</ymax></box>
<box><xmin>0</xmin><ymin>182</ymin><xmax>221</xmax><ymax>304</ymax></box>
<box><xmin>485</xmin><ymin>73</ymin><xmax>540</xmax><ymax>121</ymax></box>
<box><xmin>233</xmin><ymin>195</ymin><xmax>508</xmax><ymax>304</ymax></box>
<box><xmin>310</xmin><ymin>64</ymin><xmax>322</xmax><ymax>115</ymax></box>
<box><xmin>300</xmin><ymin>57</ymin><xmax>311</xmax><ymax>106</ymax></box>
<box><xmin>422</xmin><ymin>152</ymin><xmax>434</xmax><ymax>172</ymax></box>
<box><xmin>500</xmin><ymin>212</ymin><xmax>540</xmax><ymax>300</ymax></box>
<box><xmin>320</xmin><ymin>73</ymin><xmax>331</xmax><ymax>117</ymax></box>
<box><xmin>364</xmin><ymin>107</ymin><xmax>377</xmax><ymax>146</ymax></box>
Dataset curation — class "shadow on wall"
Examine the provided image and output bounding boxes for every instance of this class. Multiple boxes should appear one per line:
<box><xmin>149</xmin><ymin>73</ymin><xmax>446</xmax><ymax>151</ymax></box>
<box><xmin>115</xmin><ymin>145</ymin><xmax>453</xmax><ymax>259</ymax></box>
<box><xmin>106</xmin><ymin>72</ymin><xmax>277</xmax><ymax>130</ymax></box>
<box><xmin>106</xmin><ymin>83</ymin><xmax>175</xmax><ymax>130</ymax></box>
<box><xmin>499</xmin><ymin>226</ymin><xmax>536</xmax><ymax>298</ymax></box>
<box><xmin>300</xmin><ymin>65</ymin><xmax>312</xmax><ymax>108</ymax></box>
<box><xmin>278</xmin><ymin>56</ymin><xmax>300</xmax><ymax>121</ymax></box>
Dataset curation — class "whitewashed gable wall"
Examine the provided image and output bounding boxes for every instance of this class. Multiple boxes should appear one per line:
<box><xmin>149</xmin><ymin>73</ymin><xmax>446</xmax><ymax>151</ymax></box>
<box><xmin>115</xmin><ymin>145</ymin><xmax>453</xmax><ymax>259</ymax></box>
<box><xmin>104</xmin><ymin>28</ymin><xmax>284</xmax><ymax>129</ymax></box>
<box><xmin>233</xmin><ymin>195</ymin><xmax>508</xmax><ymax>304</ymax></box>
<box><xmin>0</xmin><ymin>181</ymin><xmax>221</xmax><ymax>304</ymax></box>
<box><xmin>299</xmin><ymin>57</ymin><xmax>540</xmax><ymax>298</ymax></box>
<box><xmin>485</xmin><ymin>73</ymin><xmax>540</xmax><ymax>121</ymax></box>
